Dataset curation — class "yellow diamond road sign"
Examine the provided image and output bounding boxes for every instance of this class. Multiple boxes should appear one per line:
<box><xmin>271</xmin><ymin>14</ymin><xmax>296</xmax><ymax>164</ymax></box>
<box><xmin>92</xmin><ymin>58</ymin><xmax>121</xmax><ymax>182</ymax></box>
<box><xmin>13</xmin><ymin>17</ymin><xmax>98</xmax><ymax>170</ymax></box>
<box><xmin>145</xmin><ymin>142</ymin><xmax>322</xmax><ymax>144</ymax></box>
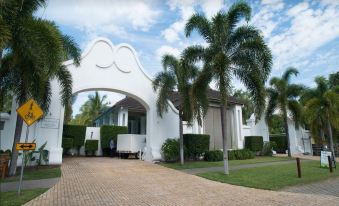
<box><xmin>17</xmin><ymin>99</ymin><xmax>44</xmax><ymax>126</ymax></box>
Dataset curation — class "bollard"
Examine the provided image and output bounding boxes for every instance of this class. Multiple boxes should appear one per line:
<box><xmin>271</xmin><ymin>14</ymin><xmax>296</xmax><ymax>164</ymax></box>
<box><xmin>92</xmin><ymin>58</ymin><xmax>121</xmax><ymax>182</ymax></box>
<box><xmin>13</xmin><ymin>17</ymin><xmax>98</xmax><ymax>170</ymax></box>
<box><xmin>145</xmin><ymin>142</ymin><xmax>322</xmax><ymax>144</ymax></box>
<box><xmin>328</xmin><ymin>156</ymin><xmax>333</xmax><ymax>173</ymax></box>
<box><xmin>296</xmin><ymin>158</ymin><xmax>301</xmax><ymax>178</ymax></box>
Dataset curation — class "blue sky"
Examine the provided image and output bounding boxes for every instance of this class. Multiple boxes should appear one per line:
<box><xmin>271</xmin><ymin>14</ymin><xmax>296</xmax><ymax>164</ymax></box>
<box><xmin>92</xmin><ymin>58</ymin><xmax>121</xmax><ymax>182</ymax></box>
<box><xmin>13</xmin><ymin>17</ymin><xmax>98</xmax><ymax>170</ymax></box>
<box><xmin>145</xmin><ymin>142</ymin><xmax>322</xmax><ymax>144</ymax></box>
<box><xmin>36</xmin><ymin>0</ymin><xmax>339</xmax><ymax>115</ymax></box>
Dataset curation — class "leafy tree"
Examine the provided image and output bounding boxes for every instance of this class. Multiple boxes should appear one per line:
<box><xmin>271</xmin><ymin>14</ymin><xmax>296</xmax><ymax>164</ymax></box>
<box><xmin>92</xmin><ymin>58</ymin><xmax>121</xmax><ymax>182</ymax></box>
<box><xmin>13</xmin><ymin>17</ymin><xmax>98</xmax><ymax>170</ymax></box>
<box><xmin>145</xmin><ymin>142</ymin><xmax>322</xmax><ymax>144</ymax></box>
<box><xmin>184</xmin><ymin>1</ymin><xmax>272</xmax><ymax>174</ymax></box>
<box><xmin>0</xmin><ymin>0</ymin><xmax>81</xmax><ymax>175</ymax></box>
<box><xmin>153</xmin><ymin>54</ymin><xmax>199</xmax><ymax>165</ymax></box>
<box><xmin>265</xmin><ymin>68</ymin><xmax>304</xmax><ymax>157</ymax></box>
<box><xmin>232</xmin><ymin>89</ymin><xmax>254</xmax><ymax>122</ymax></box>
<box><xmin>329</xmin><ymin>71</ymin><xmax>339</xmax><ymax>89</ymax></box>
<box><xmin>64</xmin><ymin>94</ymin><xmax>77</xmax><ymax>124</ymax></box>
<box><xmin>268</xmin><ymin>114</ymin><xmax>285</xmax><ymax>134</ymax></box>
<box><xmin>302</xmin><ymin>76</ymin><xmax>339</xmax><ymax>157</ymax></box>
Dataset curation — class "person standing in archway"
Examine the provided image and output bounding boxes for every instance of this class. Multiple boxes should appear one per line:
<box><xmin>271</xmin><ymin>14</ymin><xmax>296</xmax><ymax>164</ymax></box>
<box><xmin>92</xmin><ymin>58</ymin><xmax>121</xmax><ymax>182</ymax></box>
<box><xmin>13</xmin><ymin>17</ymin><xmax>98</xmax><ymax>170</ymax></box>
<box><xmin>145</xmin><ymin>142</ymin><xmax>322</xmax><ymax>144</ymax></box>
<box><xmin>109</xmin><ymin>138</ymin><xmax>116</xmax><ymax>157</ymax></box>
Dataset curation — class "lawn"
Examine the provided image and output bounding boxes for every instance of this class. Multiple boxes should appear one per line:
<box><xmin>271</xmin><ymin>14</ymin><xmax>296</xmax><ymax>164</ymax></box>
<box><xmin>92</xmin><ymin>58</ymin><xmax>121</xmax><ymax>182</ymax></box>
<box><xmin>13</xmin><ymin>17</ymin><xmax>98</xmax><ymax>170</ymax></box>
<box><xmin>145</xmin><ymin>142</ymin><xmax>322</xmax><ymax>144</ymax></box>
<box><xmin>0</xmin><ymin>166</ymin><xmax>61</xmax><ymax>183</ymax></box>
<box><xmin>160</xmin><ymin>156</ymin><xmax>292</xmax><ymax>170</ymax></box>
<box><xmin>0</xmin><ymin>188</ymin><xmax>47</xmax><ymax>206</ymax></box>
<box><xmin>197</xmin><ymin>160</ymin><xmax>339</xmax><ymax>190</ymax></box>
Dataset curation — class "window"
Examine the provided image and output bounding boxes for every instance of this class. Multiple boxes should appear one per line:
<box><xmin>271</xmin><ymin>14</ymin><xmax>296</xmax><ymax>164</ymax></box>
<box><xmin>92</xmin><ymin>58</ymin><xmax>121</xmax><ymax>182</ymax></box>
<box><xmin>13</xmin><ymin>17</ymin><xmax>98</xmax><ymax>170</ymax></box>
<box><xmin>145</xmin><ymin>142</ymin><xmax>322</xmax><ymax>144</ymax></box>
<box><xmin>0</xmin><ymin>121</ymin><xmax>4</xmax><ymax>130</ymax></box>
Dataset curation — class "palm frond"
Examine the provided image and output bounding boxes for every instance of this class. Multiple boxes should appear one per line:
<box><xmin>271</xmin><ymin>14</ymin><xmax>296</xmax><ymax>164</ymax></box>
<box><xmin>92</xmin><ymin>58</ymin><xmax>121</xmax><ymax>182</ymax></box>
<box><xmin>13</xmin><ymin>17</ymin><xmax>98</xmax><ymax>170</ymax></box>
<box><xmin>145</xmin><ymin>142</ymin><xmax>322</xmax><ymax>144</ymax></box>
<box><xmin>61</xmin><ymin>35</ymin><xmax>81</xmax><ymax>66</ymax></box>
<box><xmin>185</xmin><ymin>13</ymin><xmax>212</xmax><ymax>42</ymax></box>
<box><xmin>56</xmin><ymin>65</ymin><xmax>72</xmax><ymax>106</ymax></box>
<box><xmin>226</xmin><ymin>1</ymin><xmax>251</xmax><ymax>30</ymax></box>
<box><xmin>282</xmin><ymin>67</ymin><xmax>298</xmax><ymax>82</ymax></box>
<box><xmin>288</xmin><ymin>100</ymin><xmax>302</xmax><ymax>128</ymax></box>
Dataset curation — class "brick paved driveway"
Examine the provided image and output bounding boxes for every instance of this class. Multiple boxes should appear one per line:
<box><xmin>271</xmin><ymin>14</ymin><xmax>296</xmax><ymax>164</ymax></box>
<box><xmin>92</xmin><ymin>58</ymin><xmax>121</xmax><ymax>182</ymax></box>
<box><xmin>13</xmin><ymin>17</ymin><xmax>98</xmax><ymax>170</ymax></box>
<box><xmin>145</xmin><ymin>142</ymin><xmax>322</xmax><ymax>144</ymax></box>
<box><xmin>25</xmin><ymin>157</ymin><xmax>339</xmax><ymax>206</ymax></box>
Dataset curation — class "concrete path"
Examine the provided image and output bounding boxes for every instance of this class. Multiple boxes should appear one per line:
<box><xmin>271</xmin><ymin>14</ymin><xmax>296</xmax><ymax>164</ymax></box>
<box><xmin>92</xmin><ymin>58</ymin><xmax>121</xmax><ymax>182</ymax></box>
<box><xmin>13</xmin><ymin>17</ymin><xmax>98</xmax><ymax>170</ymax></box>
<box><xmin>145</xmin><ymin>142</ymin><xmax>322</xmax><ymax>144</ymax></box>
<box><xmin>282</xmin><ymin>177</ymin><xmax>339</xmax><ymax>197</ymax></box>
<box><xmin>0</xmin><ymin>178</ymin><xmax>59</xmax><ymax>192</ymax></box>
<box><xmin>25</xmin><ymin>157</ymin><xmax>339</xmax><ymax>206</ymax></box>
<box><xmin>182</xmin><ymin>160</ymin><xmax>304</xmax><ymax>175</ymax></box>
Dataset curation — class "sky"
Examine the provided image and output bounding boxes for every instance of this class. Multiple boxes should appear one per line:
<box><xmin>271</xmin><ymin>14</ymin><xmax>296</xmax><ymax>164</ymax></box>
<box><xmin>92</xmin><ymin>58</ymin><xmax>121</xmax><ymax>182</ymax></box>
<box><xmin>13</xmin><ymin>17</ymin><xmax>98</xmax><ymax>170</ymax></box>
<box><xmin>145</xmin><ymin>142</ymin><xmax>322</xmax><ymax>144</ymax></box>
<box><xmin>36</xmin><ymin>0</ymin><xmax>339</xmax><ymax>115</ymax></box>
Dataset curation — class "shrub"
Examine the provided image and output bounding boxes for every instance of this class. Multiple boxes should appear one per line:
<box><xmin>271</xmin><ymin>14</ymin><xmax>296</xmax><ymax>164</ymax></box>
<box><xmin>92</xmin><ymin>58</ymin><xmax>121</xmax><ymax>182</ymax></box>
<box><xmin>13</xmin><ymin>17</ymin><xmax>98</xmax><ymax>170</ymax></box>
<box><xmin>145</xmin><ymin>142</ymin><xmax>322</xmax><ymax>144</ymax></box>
<box><xmin>244</xmin><ymin>136</ymin><xmax>263</xmax><ymax>152</ymax></box>
<box><xmin>204</xmin><ymin>150</ymin><xmax>223</xmax><ymax>162</ymax></box>
<box><xmin>161</xmin><ymin>138</ymin><xmax>180</xmax><ymax>162</ymax></box>
<box><xmin>270</xmin><ymin>135</ymin><xmax>287</xmax><ymax>153</ymax></box>
<box><xmin>85</xmin><ymin>140</ymin><xmax>98</xmax><ymax>155</ymax></box>
<box><xmin>228</xmin><ymin>149</ymin><xmax>254</xmax><ymax>160</ymax></box>
<box><xmin>100</xmin><ymin>125</ymin><xmax>128</xmax><ymax>151</ymax></box>
<box><xmin>62</xmin><ymin>138</ymin><xmax>74</xmax><ymax>152</ymax></box>
<box><xmin>63</xmin><ymin>125</ymin><xmax>86</xmax><ymax>149</ymax></box>
<box><xmin>183</xmin><ymin>134</ymin><xmax>210</xmax><ymax>160</ymax></box>
<box><xmin>261</xmin><ymin>141</ymin><xmax>277</xmax><ymax>156</ymax></box>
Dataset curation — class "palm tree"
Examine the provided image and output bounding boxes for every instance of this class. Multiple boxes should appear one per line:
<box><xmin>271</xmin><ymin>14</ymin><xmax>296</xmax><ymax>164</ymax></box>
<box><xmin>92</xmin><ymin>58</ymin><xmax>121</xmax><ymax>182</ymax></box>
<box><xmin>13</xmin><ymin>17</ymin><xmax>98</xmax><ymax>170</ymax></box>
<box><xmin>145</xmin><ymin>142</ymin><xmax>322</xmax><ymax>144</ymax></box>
<box><xmin>153</xmin><ymin>54</ymin><xmax>199</xmax><ymax>165</ymax></box>
<box><xmin>184</xmin><ymin>1</ymin><xmax>272</xmax><ymax>174</ymax></box>
<box><xmin>70</xmin><ymin>92</ymin><xmax>109</xmax><ymax>126</ymax></box>
<box><xmin>302</xmin><ymin>76</ymin><xmax>339</xmax><ymax>159</ymax></box>
<box><xmin>0</xmin><ymin>0</ymin><xmax>81</xmax><ymax>176</ymax></box>
<box><xmin>265</xmin><ymin>68</ymin><xmax>304</xmax><ymax>157</ymax></box>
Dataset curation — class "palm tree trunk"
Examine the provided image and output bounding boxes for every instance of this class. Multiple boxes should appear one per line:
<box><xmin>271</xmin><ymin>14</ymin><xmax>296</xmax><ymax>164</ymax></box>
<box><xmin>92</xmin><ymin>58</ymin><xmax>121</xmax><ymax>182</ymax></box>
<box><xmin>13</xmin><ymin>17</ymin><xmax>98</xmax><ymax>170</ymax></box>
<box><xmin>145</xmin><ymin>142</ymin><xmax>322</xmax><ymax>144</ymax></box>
<box><xmin>283</xmin><ymin>113</ymin><xmax>292</xmax><ymax>157</ymax></box>
<box><xmin>326</xmin><ymin>113</ymin><xmax>336</xmax><ymax>162</ymax></box>
<box><xmin>9</xmin><ymin>114</ymin><xmax>24</xmax><ymax>176</ymax></box>
<box><xmin>179</xmin><ymin>113</ymin><xmax>184</xmax><ymax>165</ymax></box>
<box><xmin>220</xmin><ymin>106</ymin><xmax>229</xmax><ymax>175</ymax></box>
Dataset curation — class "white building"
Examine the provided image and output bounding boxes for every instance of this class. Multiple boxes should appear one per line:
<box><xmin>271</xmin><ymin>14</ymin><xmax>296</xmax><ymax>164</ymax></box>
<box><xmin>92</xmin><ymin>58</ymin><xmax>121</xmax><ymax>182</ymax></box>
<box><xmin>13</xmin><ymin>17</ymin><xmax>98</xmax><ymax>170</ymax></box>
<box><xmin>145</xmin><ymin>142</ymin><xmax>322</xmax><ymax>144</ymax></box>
<box><xmin>0</xmin><ymin>38</ymin><xmax>312</xmax><ymax>165</ymax></box>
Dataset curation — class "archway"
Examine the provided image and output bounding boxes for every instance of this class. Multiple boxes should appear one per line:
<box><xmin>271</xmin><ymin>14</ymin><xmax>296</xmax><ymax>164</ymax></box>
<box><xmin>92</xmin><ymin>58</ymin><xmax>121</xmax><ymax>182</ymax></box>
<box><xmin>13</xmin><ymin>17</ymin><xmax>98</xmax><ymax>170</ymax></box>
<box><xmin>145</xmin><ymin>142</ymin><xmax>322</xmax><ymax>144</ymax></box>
<box><xmin>32</xmin><ymin>38</ymin><xmax>180</xmax><ymax>164</ymax></box>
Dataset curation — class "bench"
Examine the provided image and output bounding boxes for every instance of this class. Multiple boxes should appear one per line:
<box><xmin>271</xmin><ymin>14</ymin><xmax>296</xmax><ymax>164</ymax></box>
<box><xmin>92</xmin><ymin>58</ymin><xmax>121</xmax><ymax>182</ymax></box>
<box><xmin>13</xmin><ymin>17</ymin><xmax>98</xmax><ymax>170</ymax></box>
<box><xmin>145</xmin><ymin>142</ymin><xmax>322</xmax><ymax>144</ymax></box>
<box><xmin>0</xmin><ymin>154</ymin><xmax>10</xmax><ymax>179</ymax></box>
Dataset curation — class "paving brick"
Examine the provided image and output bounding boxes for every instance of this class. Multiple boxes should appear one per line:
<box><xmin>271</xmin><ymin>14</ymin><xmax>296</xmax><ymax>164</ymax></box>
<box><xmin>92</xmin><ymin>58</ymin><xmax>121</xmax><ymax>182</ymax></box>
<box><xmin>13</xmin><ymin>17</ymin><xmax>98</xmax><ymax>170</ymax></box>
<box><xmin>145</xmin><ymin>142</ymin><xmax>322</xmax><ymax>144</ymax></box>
<box><xmin>25</xmin><ymin>157</ymin><xmax>339</xmax><ymax>206</ymax></box>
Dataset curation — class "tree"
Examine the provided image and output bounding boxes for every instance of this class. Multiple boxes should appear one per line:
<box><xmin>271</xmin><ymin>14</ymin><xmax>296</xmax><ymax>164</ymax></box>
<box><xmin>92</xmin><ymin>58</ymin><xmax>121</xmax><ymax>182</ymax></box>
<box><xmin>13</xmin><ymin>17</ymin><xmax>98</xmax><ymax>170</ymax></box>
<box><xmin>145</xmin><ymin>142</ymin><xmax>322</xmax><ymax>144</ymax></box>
<box><xmin>70</xmin><ymin>91</ymin><xmax>109</xmax><ymax>126</ymax></box>
<box><xmin>184</xmin><ymin>1</ymin><xmax>272</xmax><ymax>174</ymax></box>
<box><xmin>153</xmin><ymin>54</ymin><xmax>199</xmax><ymax>165</ymax></box>
<box><xmin>265</xmin><ymin>68</ymin><xmax>304</xmax><ymax>157</ymax></box>
<box><xmin>232</xmin><ymin>89</ymin><xmax>254</xmax><ymax>122</ymax></box>
<box><xmin>302</xmin><ymin>76</ymin><xmax>339</xmax><ymax>158</ymax></box>
<box><xmin>329</xmin><ymin>71</ymin><xmax>339</xmax><ymax>89</ymax></box>
<box><xmin>64</xmin><ymin>94</ymin><xmax>77</xmax><ymax>124</ymax></box>
<box><xmin>0</xmin><ymin>0</ymin><xmax>81</xmax><ymax>176</ymax></box>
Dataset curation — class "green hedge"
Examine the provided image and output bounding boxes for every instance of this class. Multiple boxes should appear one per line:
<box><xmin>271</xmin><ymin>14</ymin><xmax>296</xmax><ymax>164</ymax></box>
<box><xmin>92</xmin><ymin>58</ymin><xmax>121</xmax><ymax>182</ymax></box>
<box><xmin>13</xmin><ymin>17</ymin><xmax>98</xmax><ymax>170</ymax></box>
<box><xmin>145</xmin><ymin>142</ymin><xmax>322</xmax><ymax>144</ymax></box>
<box><xmin>204</xmin><ymin>150</ymin><xmax>223</xmax><ymax>161</ymax></box>
<box><xmin>244</xmin><ymin>136</ymin><xmax>263</xmax><ymax>152</ymax></box>
<box><xmin>62</xmin><ymin>138</ymin><xmax>73</xmax><ymax>151</ymax></box>
<box><xmin>228</xmin><ymin>149</ymin><xmax>254</xmax><ymax>160</ymax></box>
<box><xmin>161</xmin><ymin>138</ymin><xmax>180</xmax><ymax>162</ymax></box>
<box><xmin>85</xmin><ymin>140</ymin><xmax>98</xmax><ymax>153</ymax></box>
<box><xmin>183</xmin><ymin>134</ymin><xmax>210</xmax><ymax>160</ymax></box>
<box><xmin>100</xmin><ymin>125</ymin><xmax>128</xmax><ymax>150</ymax></box>
<box><xmin>270</xmin><ymin>135</ymin><xmax>287</xmax><ymax>153</ymax></box>
<box><xmin>62</xmin><ymin>125</ymin><xmax>86</xmax><ymax>149</ymax></box>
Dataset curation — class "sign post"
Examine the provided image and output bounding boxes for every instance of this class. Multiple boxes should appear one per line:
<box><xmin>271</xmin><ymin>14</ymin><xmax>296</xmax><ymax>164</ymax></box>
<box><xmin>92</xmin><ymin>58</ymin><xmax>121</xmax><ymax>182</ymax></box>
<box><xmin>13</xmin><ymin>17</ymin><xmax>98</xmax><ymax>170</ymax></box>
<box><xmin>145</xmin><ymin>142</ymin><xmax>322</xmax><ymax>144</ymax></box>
<box><xmin>16</xmin><ymin>99</ymin><xmax>43</xmax><ymax>195</ymax></box>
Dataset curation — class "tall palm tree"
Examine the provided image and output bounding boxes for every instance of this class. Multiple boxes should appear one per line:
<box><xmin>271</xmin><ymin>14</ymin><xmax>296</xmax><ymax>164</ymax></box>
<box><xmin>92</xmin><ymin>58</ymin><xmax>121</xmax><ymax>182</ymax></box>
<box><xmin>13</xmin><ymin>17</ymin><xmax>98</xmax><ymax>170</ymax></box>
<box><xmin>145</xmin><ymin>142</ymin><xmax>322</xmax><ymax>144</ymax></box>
<box><xmin>302</xmin><ymin>76</ymin><xmax>339</xmax><ymax>159</ymax></box>
<box><xmin>265</xmin><ymin>68</ymin><xmax>304</xmax><ymax>157</ymax></box>
<box><xmin>184</xmin><ymin>1</ymin><xmax>272</xmax><ymax>174</ymax></box>
<box><xmin>153</xmin><ymin>54</ymin><xmax>199</xmax><ymax>165</ymax></box>
<box><xmin>0</xmin><ymin>0</ymin><xmax>81</xmax><ymax>176</ymax></box>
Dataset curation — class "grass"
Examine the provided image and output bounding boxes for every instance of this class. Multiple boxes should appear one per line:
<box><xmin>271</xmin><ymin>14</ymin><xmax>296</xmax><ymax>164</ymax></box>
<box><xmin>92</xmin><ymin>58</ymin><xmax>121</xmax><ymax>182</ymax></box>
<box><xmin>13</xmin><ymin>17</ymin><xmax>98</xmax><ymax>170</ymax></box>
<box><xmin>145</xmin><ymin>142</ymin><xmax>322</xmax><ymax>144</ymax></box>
<box><xmin>197</xmin><ymin>160</ymin><xmax>339</xmax><ymax>190</ymax></box>
<box><xmin>0</xmin><ymin>166</ymin><xmax>61</xmax><ymax>183</ymax></box>
<box><xmin>0</xmin><ymin>188</ymin><xmax>47</xmax><ymax>206</ymax></box>
<box><xmin>160</xmin><ymin>156</ymin><xmax>292</xmax><ymax>170</ymax></box>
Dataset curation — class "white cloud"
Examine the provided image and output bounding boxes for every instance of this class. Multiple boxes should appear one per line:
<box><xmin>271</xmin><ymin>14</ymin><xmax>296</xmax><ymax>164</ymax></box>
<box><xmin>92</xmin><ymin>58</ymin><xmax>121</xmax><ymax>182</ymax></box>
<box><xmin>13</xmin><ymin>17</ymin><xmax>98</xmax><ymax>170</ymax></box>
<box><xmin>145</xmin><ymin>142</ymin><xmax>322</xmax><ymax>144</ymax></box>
<box><xmin>162</xmin><ymin>0</ymin><xmax>224</xmax><ymax>43</ymax></box>
<box><xmin>269</xmin><ymin>1</ymin><xmax>339</xmax><ymax>70</ymax></box>
<box><xmin>37</xmin><ymin>0</ymin><xmax>160</xmax><ymax>36</ymax></box>
<box><xmin>200</xmin><ymin>0</ymin><xmax>223</xmax><ymax>18</ymax></box>
<box><xmin>155</xmin><ymin>45</ymin><xmax>181</xmax><ymax>60</ymax></box>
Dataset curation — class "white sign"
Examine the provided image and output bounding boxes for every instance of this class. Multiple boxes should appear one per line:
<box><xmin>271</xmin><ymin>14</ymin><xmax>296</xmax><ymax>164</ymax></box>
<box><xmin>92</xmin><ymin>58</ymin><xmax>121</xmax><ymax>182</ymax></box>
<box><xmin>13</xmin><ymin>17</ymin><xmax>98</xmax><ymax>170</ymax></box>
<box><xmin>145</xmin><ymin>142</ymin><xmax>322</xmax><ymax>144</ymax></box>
<box><xmin>320</xmin><ymin>151</ymin><xmax>332</xmax><ymax>168</ymax></box>
<box><xmin>41</xmin><ymin>118</ymin><xmax>59</xmax><ymax>129</ymax></box>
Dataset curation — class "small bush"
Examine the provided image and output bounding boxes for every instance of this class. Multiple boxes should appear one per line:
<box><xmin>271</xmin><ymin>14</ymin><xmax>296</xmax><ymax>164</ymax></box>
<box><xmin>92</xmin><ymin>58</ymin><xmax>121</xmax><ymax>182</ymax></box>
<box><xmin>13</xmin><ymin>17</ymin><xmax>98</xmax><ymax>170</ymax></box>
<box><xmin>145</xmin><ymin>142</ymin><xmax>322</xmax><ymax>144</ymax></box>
<box><xmin>161</xmin><ymin>138</ymin><xmax>180</xmax><ymax>162</ymax></box>
<box><xmin>270</xmin><ymin>135</ymin><xmax>287</xmax><ymax>153</ymax></box>
<box><xmin>62</xmin><ymin>138</ymin><xmax>74</xmax><ymax>152</ymax></box>
<box><xmin>228</xmin><ymin>149</ymin><xmax>254</xmax><ymax>160</ymax></box>
<box><xmin>85</xmin><ymin>140</ymin><xmax>98</xmax><ymax>155</ymax></box>
<box><xmin>63</xmin><ymin>125</ymin><xmax>86</xmax><ymax>149</ymax></box>
<box><xmin>204</xmin><ymin>150</ymin><xmax>223</xmax><ymax>161</ymax></box>
<box><xmin>183</xmin><ymin>134</ymin><xmax>210</xmax><ymax>160</ymax></box>
<box><xmin>245</xmin><ymin>136</ymin><xmax>263</xmax><ymax>152</ymax></box>
<box><xmin>261</xmin><ymin>141</ymin><xmax>277</xmax><ymax>156</ymax></box>
<box><xmin>100</xmin><ymin>125</ymin><xmax>128</xmax><ymax>152</ymax></box>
